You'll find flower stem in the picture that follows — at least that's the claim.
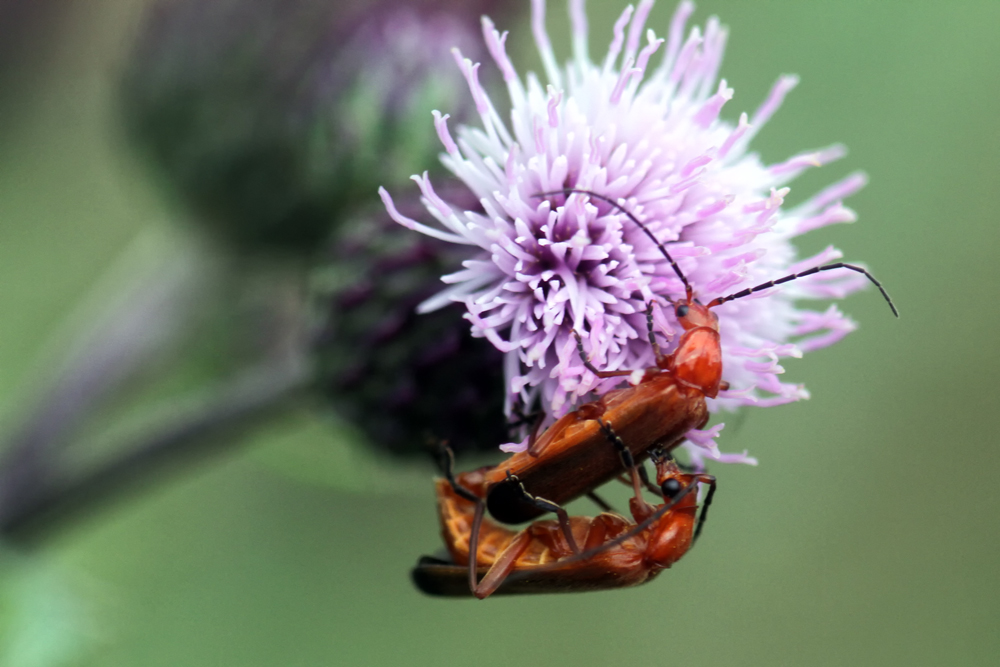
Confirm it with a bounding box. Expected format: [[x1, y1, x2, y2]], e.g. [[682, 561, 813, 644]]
[[0, 358, 310, 546]]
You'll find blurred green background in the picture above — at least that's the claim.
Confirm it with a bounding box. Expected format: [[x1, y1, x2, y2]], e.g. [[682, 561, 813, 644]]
[[0, 0, 997, 665]]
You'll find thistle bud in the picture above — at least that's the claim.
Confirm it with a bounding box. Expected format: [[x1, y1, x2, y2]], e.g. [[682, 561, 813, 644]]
[[122, 0, 509, 254], [313, 185, 509, 457]]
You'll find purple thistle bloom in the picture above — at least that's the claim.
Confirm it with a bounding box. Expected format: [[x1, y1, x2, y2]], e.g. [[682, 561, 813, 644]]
[[380, 0, 873, 466]]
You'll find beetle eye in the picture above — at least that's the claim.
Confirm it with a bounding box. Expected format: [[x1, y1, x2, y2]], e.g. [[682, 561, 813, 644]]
[[661, 478, 682, 499], [675, 304, 689, 319]]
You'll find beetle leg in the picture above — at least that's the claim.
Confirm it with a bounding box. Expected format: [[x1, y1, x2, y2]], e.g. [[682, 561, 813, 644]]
[[435, 442, 482, 505], [600, 419, 661, 496], [596, 419, 662, 522], [466, 501, 487, 594], [434, 441, 492, 594], [692, 474, 717, 543], [527, 410, 581, 457], [644, 301, 666, 364], [473, 529, 533, 599], [625, 464, 660, 523], [503, 471, 580, 555], [636, 462, 664, 497], [596, 418, 641, 472], [572, 330, 636, 379]]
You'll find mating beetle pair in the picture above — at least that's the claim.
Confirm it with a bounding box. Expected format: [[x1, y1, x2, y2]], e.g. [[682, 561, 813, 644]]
[[412, 190, 897, 598], [414, 445, 716, 598]]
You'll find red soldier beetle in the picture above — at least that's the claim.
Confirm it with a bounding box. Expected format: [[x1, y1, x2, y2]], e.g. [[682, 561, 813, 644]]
[[482, 360, 708, 523], [475, 189, 897, 525], [412, 446, 716, 598]]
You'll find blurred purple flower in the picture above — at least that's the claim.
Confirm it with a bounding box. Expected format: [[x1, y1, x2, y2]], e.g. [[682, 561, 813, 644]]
[[381, 0, 872, 464], [123, 0, 515, 253]]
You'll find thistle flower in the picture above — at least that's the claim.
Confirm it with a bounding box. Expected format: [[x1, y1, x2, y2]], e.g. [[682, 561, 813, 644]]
[[381, 0, 875, 465]]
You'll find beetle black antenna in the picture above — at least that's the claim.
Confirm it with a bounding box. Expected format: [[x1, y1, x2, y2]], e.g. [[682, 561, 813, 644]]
[[534, 189, 693, 299], [707, 262, 898, 317]]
